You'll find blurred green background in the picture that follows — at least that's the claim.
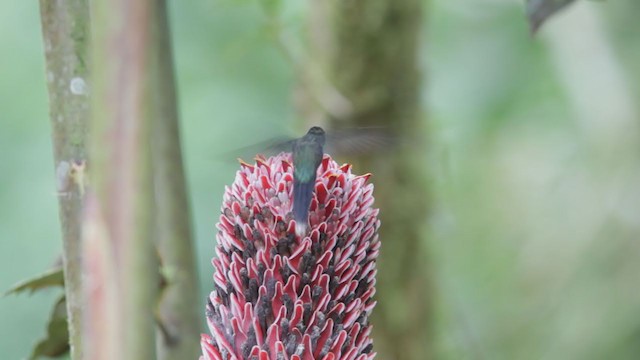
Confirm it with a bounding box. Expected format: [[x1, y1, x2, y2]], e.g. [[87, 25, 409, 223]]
[[2, 0, 639, 359]]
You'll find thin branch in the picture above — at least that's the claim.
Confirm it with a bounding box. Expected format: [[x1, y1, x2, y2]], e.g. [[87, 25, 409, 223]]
[[38, 1, 90, 358], [151, 1, 201, 359], [259, 9, 354, 122]]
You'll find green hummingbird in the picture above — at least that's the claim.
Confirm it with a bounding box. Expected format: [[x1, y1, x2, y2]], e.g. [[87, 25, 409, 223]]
[[292, 126, 326, 236], [231, 125, 395, 236]]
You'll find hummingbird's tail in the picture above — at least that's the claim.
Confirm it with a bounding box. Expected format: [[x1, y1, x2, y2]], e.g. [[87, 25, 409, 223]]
[[293, 178, 315, 237], [295, 222, 307, 237]]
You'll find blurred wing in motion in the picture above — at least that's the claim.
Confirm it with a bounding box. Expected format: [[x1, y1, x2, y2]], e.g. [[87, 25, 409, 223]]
[[223, 126, 398, 162], [325, 127, 398, 156], [222, 136, 297, 161]]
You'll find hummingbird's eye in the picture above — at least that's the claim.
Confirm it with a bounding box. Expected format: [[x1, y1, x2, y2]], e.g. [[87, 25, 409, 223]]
[[309, 126, 325, 135]]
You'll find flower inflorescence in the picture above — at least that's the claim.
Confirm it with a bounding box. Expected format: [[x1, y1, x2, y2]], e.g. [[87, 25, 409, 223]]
[[201, 154, 380, 360]]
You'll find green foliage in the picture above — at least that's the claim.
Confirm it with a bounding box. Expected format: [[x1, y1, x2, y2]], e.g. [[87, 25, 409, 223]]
[[4, 267, 68, 359], [4, 268, 64, 297], [527, 0, 578, 32], [28, 296, 69, 359]]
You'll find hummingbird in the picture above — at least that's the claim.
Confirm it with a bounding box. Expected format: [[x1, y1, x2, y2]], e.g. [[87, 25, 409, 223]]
[[292, 126, 326, 236], [230, 125, 396, 236]]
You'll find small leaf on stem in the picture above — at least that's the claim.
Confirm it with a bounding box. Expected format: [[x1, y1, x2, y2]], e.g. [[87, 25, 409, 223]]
[[29, 295, 70, 359], [4, 267, 64, 297], [526, 0, 578, 33]]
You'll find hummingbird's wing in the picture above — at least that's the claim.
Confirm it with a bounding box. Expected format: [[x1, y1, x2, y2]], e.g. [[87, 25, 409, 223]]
[[223, 136, 297, 161], [325, 127, 398, 156], [223, 126, 396, 162], [252, 137, 297, 156]]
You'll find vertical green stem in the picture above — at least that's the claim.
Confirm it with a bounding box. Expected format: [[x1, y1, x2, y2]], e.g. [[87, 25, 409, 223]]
[[151, 1, 201, 359], [88, 0, 158, 358], [38, 1, 90, 358]]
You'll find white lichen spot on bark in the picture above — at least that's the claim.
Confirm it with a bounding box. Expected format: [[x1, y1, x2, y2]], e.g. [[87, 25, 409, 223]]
[[56, 161, 72, 193], [70, 77, 87, 95]]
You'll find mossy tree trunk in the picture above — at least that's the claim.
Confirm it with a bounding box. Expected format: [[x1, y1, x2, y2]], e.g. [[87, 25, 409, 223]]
[[300, 1, 433, 359]]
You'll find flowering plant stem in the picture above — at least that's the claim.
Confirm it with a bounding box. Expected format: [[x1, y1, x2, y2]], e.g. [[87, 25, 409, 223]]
[[42, 1, 201, 358], [86, 1, 159, 358]]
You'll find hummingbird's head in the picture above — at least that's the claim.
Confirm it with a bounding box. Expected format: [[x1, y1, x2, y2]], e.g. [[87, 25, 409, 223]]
[[306, 126, 326, 145], [307, 126, 325, 136]]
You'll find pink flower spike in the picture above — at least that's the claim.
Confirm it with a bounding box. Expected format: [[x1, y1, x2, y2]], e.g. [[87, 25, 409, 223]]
[[201, 153, 380, 359]]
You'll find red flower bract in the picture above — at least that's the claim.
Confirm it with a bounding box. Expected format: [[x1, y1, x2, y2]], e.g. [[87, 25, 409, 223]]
[[201, 153, 380, 360]]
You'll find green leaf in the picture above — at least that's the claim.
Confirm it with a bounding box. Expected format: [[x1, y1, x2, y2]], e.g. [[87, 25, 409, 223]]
[[4, 267, 64, 296], [29, 295, 70, 359], [526, 0, 578, 33]]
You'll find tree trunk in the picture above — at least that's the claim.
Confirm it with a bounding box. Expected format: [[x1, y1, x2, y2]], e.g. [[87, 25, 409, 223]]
[[300, 1, 433, 359]]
